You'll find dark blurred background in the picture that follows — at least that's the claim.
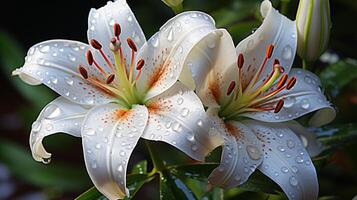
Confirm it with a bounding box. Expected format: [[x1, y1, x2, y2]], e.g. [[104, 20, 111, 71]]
[[0, 0, 356, 199]]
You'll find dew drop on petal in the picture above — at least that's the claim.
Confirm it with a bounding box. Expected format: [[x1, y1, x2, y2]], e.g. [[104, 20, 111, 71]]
[[95, 143, 102, 149], [277, 146, 285, 152], [45, 124, 53, 131], [295, 156, 304, 163], [287, 140, 295, 149], [180, 108, 189, 117], [301, 99, 310, 109], [289, 176, 298, 186], [167, 28, 174, 42], [85, 129, 96, 136], [40, 45, 50, 53], [43, 104, 61, 119], [282, 45, 293, 60], [120, 151, 126, 156], [281, 167, 289, 173], [246, 145, 261, 160], [283, 97, 295, 108], [117, 165, 123, 172], [31, 121, 42, 132], [177, 98, 184, 105], [196, 120, 203, 127]]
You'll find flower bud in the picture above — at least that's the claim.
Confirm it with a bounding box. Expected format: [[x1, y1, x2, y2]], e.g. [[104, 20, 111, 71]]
[[161, 0, 183, 8], [296, 0, 331, 62]]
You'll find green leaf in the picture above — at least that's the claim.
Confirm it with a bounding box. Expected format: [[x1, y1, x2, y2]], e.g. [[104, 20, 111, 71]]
[[319, 59, 357, 97], [160, 170, 197, 200], [0, 32, 55, 110], [316, 123, 357, 148], [131, 160, 148, 174], [228, 21, 261, 42], [0, 140, 91, 191], [169, 163, 281, 194], [76, 174, 155, 200]]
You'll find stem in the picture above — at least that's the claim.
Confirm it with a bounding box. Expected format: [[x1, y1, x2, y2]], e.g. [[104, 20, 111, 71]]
[[145, 141, 165, 172], [171, 3, 183, 14], [280, 0, 290, 15]]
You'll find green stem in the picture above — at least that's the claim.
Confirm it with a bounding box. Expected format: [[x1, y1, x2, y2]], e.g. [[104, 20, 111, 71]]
[[145, 141, 165, 172], [280, 0, 290, 15], [171, 3, 183, 14]]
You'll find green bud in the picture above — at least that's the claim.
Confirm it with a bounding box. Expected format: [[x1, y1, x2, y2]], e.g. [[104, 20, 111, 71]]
[[296, 0, 332, 62], [162, 0, 183, 8]]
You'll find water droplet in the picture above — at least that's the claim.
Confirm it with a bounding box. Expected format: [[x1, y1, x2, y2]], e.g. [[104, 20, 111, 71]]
[[37, 58, 45, 65], [177, 97, 184, 105], [246, 145, 261, 160], [177, 46, 183, 54], [277, 146, 285, 152], [45, 124, 53, 131], [186, 134, 195, 142], [95, 144, 102, 149], [40, 45, 50, 53], [276, 132, 284, 138], [109, 18, 115, 26], [90, 25, 95, 31], [91, 162, 97, 169], [246, 40, 254, 51], [68, 54, 76, 62], [120, 151, 126, 156], [29, 47, 35, 55], [281, 167, 289, 173], [305, 160, 311, 165], [191, 13, 198, 18], [301, 99, 310, 109], [72, 46, 80, 51], [93, 12, 99, 18], [283, 97, 295, 108], [208, 39, 216, 48], [50, 76, 58, 84], [117, 165, 124, 172], [196, 120, 203, 127], [127, 16, 133, 22], [52, 52, 58, 57], [85, 129, 96, 136], [167, 28, 174, 42], [151, 37, 159, 47], [291, 166, 298, 173], [32, 121, 42, 132], [274, 172, 279, 177], [43, 104, 61, 119], [289, 176, 298, 186], [180, 108, 189, 117], [295, 156, 304, 163], [172, 122, 181, 132], [191, 144, 198, 151], [287, 140, 295, 149], [65, 77, 74, 85], [291, 33, 297, 39], [282, 45, 293, 60]]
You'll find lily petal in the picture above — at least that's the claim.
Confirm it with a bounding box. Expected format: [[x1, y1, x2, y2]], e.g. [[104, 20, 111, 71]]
[[235, 0, 297, 86], [242, 69, 336, 127], [285, 121, 322, 157], [183, 29, 238, 107], [142, 82, 219, 161], [135, 11, 217, 100], [87, 0, 146, 68], [29, 97, 90, 164], [12, 40, 115, 105], [208, 115, 262, 188], [244, 120, 318, 200], [82, 103, 148, 199]]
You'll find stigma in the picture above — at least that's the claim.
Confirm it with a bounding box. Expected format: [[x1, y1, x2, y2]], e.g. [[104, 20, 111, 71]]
[[219, 44, 297, 119], [77, 23, 145, 107]]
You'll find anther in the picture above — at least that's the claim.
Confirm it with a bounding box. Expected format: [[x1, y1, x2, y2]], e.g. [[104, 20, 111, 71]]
[[78, 65, 88, 79], [286, 77, 297, 90], [114, 23, 121, 38], [106, 74, 115, 84], [273, 59, 280, 66], [274, 99, 284, 113], [237, 53, 244, 69], [127, 38, 137, 52], [276, 74, 288, 89], [265, 44, 274, 59], [90, 39, 102, 50], [86, 50, 94, 65], [227, 81, 236, 96], [136, 59, 145, 70]]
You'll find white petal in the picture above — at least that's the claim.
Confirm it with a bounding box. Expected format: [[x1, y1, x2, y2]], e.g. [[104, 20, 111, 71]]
[[87, 0, 146, 68], [135, 11, 217, 100], [183, 29, 238, 107], [285, 121, 322, 157], [236, 0, 297, 86], [208, 116, 262, 188], [29, 97, 90, 164], [242, 69, 336, 127], [13, 40, 115, 106], [82, 104, 148, 199], [142, 82, 219, 161], [244, 120, 318, 200]]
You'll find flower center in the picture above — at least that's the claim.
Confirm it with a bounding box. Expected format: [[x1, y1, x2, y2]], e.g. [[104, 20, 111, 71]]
[[219, 44, 297, 120], [77, 23, 145, 108]]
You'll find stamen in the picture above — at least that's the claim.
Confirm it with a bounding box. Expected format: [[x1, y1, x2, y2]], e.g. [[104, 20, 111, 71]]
[[78, 65, 88, 79], [110, 37, 121, 52], [135, 59, 145, 81], [274, 99, 284, 113], [237, 53, 244, 69], [86, 50, 94, 65], [286, 77, 296, 90], [273, 59, 280, 66], [106, 74, 115, 84], [276, 74, 288, 89], [90, 39, 102, 50], [114, 23, 121, 38], [227, 81, 236, 96], [127, 38, 137, 52], [265, 44, 274, 59]]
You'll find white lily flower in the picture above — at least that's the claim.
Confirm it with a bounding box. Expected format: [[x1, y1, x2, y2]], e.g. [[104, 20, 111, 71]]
[[180, 0, 336, 199], [12, 0, 222, 199]]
